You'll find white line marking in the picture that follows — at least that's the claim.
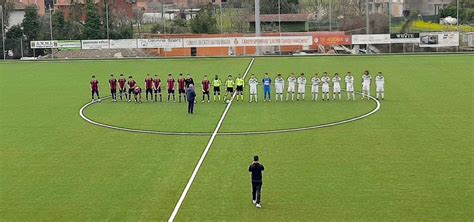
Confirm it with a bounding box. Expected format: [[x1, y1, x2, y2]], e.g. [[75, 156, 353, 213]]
[[167, 57, 255, 222]]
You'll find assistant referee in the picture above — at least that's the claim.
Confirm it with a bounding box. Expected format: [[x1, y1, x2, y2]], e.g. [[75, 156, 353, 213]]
[[248, 155, 265, 208]]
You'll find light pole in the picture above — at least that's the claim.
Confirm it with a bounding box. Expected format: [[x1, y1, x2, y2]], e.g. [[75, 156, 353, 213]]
[[329, 0, 332, 31], [365, 0, 369, 54], [1, 5, 5, 61], [388, 0, 391, 53], [219, 1, 223, 34], [255, 0, 261, 55], [278, 0, 281, 55], [49, 5, 54, 59], [105, 0, 110, 39]]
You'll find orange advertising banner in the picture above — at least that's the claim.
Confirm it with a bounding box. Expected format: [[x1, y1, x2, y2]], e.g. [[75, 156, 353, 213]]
[[313, 35, 352, 46]]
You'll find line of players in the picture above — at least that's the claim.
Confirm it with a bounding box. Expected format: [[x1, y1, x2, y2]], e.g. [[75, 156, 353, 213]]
[[89, 71, 385, 103]]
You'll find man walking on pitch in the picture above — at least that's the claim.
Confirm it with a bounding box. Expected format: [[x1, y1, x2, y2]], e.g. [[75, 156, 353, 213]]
[[249, 155, 264, 208], [186, 84, 197, 114], [90, 75, 100, 102]]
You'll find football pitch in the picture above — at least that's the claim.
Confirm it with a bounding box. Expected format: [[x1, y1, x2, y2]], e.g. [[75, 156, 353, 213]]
[[1, 54, 472, 221]]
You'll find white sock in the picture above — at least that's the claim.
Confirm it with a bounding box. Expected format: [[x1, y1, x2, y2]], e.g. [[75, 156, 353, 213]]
[[302, 94, 305, 100], [381, 93, 384, 99], [315, 93, 318, 101]]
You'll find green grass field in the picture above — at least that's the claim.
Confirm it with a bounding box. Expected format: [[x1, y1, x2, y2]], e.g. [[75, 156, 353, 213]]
[[1, 55, 473, 221]]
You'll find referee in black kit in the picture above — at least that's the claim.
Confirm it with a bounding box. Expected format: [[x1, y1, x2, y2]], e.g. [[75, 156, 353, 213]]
[[248, 155, 265, 208]]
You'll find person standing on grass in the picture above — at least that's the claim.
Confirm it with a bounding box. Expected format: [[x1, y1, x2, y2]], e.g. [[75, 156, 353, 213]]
[[109, 74, 117, 102], [90, 75, 100, 102], [202, 75, 211, 103], [127, 76, 137, 102], [186, 84, 197, 114], [145, 74, 154, 102], [249, 155, 265, 208], [262, 73, 272, 102], [153, 74, 163, 102], [118, 74, 127, 101]]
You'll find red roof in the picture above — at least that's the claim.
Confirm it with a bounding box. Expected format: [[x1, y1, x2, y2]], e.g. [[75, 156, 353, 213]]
[[247, 14, 313, 22]]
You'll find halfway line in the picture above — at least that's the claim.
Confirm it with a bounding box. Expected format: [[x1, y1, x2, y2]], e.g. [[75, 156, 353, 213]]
[[167, 57, 256, 222]]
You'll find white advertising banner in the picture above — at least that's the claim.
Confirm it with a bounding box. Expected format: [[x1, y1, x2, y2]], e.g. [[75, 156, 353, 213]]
[[109, 39, 137, 49], [352, 34, 391, 44], [137, 39, 183, 48], [183, 38, 235, 47], [238, 36, 313, 46], [81, 40, 110, 49], [182, 36, 313, 48], [58, 40, 81, 49], [419, 32, 459, 47], [30, 41, 59, 49]]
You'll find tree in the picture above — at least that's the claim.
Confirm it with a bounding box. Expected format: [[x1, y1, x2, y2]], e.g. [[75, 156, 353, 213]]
[[1, 0, 14, 27], [440, 0, 474, 25], [83, 0, 104, 39], [260, 0, 299, 14], [22, 6, 41, 41], [190, 5, 219, 34], [133, 7, 145, 36], [52, 10, 67, 40], [6, 25, 23, 39]]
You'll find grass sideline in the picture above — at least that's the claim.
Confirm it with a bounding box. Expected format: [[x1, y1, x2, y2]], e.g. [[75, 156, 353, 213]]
[[1, 54, 473, 221]]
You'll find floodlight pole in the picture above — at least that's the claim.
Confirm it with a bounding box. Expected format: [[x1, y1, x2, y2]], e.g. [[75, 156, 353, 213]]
[[365, 0, 369, 54], [106, 0, 110, 40], [49, 6, 54, 59], [1, 5, 5, 61], [219, 1, 223, 34], [255, 0, 261, 55], [388, 0, 391, 53], [278, 0, 281, 55], [456, 0, 459, 52], [329, 0, 332, 31]]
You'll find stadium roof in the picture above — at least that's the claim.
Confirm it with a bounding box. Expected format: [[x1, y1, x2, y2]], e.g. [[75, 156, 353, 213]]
[[246, 14, 313, 22]]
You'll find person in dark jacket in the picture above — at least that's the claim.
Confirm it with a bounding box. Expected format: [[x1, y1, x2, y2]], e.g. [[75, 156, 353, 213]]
[[186, 84, 197, 114], [249, 155, 265, 208]]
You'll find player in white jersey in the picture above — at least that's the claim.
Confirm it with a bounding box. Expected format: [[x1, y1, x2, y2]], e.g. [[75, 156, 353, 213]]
[[286, 73, 297, 101], [274, 74, 285, 102], [361, 70, 372, 100], [321, 72, 331, 101], [345, 72, 355, 100], [332, 73, 342, 100], [375, 72, 385, 100], [297, 73, 307, 101], [311, 73, 320, 101], [248, 74, 259, 102]]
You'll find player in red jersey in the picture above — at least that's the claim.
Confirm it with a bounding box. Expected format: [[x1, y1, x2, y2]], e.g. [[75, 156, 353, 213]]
[[201, 75, 211, 103], [127, 76, 136, 102], [167, 74, 176, 102], [178, 73, 186, 103], [90, 75, 100, 102], [144, 74, 154, 102], [109, 74, 118, 102], [118, 74, 127, 101], [133, 86, 142, 103], [153, 74, 162, 102]]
